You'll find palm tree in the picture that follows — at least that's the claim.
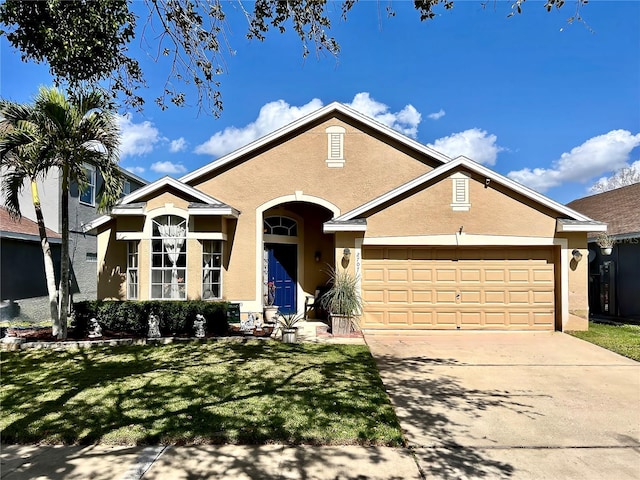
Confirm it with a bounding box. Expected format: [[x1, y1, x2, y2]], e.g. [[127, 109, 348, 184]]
[[1, 101, 59, 325], [0, 87, 121, 339]]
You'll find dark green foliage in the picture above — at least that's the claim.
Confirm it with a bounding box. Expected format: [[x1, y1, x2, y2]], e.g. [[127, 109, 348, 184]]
[[0, 0, 143, 108], [72, 300, 229, 337]]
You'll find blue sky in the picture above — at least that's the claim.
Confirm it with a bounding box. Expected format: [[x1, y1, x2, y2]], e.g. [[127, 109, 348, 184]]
[[1, 1, 639, 204]]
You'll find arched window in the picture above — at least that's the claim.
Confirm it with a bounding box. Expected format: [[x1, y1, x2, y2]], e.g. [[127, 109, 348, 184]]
[[151, 215, 187, 299], [264, 216, 297, 236]]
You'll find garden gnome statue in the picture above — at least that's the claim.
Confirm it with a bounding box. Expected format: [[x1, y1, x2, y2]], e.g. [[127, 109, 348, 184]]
[[194, 314, 206, 338], [88, 317, 102, 338], [148, 314, 161, 338]]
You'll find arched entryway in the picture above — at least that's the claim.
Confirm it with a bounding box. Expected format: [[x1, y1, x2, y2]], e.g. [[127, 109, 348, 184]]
[[258, 198, 337, 317]]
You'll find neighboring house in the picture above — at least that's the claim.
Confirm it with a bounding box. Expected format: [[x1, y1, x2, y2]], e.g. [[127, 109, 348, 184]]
[[0, 166, 147, 320], [0, 206, 62, 318], [566, 183, 640, 320], [85, 103, 604, 331]]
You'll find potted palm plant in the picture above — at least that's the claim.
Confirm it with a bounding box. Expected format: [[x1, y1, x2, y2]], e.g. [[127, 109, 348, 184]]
[[320, 267, 363, 336], [596, 231, 615, 256], [278, 311, 302, 343]]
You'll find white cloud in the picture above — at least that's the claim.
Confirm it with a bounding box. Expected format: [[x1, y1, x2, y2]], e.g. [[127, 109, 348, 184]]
[[194, 92, 424, 157], [427, 128, 503, 165], [508, 130, 640, 193], [194, 98, 323, 157], [123, 166, 146, 175], [427, 109, 446, 120], [169, 137, 188, 153], [117, 114, 163, 158], [347, 92, 421, 138], [150, 161, 187, 175]]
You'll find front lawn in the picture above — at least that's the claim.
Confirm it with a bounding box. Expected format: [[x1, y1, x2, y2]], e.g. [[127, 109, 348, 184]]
[[569, 321, 640, 361], [0, 341, 403, 446]]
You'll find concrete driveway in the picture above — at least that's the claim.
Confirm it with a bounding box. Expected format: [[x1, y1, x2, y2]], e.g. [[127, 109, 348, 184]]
[[366, 332, 640, 480]]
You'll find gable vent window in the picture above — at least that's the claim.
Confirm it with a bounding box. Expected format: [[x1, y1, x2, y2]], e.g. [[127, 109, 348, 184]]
[[325, 126, 346, 168], [450, 172, 471, 211]]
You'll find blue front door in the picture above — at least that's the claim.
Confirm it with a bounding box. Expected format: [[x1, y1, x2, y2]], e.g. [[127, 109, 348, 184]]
[[267, 244, 297, 314]]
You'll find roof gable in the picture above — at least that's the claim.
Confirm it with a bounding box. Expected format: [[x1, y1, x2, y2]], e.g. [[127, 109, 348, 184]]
[[325, 156, 600, 231], [180, 102, 452, 184], [118, 176, 224, 206], [82, 176, 239, 233]]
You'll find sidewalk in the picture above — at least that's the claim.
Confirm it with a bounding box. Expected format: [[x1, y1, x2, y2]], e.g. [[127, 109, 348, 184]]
[[0, 444, 422, 480]]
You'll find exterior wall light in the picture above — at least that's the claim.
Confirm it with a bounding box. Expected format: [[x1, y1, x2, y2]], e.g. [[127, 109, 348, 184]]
[[572, 249, 583, 263], [314, 251, 321, 263]]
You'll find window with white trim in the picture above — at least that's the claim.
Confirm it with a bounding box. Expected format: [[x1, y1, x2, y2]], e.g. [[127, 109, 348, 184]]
[[325, 126, 346, 168], [151, 215, 187, 300], [264, 216, 297, 236], [127, 241, 139, 300], [450, 172, 471, 211], [202, 240, 222, 299], [121, 179, 131, 198], [79, 164, 96, 206]]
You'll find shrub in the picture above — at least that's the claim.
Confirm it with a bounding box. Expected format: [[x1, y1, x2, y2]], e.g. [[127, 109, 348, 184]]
[[72, 300, 230, 337]]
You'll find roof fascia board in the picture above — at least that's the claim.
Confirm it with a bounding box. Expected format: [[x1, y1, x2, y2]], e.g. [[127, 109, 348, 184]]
[[337, 156, 595, 222], [0, 231, 62, 243], [180, 102, 451, 184], [187, 206, 240, 217], [556, 221, 607, 233], [111, 206, 145, 215], [323, 223, 368, 233], [118, 176, 222, 206], [82, 215, 112, 233]]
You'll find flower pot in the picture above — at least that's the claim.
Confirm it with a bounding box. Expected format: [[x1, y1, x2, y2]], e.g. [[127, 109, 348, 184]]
[[601, 247, 613, 256], [282, 327, 297, 343], [330, 314, 353, 336], [264, 305, 279, 323]]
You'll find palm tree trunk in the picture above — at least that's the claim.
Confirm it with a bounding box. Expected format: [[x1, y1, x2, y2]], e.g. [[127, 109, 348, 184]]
[[31, 180, 60, 329], [58, 164, 70, 340]]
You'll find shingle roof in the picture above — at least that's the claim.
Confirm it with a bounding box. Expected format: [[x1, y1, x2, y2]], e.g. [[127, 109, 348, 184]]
[[0, 207, 61, 240], [566, 183, 640, 237]]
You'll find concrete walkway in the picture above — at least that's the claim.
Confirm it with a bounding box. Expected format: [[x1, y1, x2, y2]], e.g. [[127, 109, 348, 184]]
[[0, 444, 421, 479], [366, 331, 640, 480]]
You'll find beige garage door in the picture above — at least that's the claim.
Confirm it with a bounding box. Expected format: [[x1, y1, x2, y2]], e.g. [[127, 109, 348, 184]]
[[361, 247, 556, 330]]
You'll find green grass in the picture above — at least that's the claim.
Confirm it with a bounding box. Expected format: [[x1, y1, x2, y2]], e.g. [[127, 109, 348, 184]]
[[569, 322, 640, 361], [0, 341, 403, 446]]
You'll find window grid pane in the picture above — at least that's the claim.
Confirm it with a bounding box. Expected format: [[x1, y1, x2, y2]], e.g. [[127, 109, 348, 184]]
[[150, 215, 187, 300], [127, 241, 139, 299], [79, 166, 96, 205], [202, 240, 222, 299]]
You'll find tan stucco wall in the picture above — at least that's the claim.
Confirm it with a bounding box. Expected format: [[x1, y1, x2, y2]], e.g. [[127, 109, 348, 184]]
[[559, 231, 589, 330], [97, 225, 126, 299], [189, 116, 436, 303], [145, 191, 190, 211], [366, 170, 558, 238]]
